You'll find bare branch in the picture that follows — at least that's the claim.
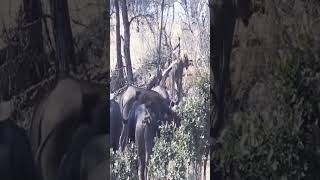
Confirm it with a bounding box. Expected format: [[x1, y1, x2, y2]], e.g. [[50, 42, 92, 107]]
[[129, 14, 153, 25]]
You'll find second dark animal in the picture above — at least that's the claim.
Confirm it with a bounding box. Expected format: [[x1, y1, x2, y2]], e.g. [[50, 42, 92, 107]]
[[29, 76, 106, 180], [118, 86, 178, 152], [56, 125, 108, 180], [110, 99, 122, 151], [0, 101, 42, 180]]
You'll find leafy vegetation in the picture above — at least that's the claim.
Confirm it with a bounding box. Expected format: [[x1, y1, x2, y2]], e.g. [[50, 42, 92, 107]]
[[111, 143, 139, 180], [212, 0, 320, 179]]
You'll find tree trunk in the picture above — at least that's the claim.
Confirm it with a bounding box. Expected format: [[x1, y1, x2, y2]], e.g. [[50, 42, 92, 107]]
[[157, 0, 165, 83], [23, 0, 44, 85], [178, 37, 180, 59], [115, 0, 124, 84], [23, 0, 43, 54], [210, 0, 236, 139], [121, 0, 134, 85], [49, 0, 76, 74]]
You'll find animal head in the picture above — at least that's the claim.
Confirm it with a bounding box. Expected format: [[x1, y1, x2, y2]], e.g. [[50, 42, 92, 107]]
[[135, 90, 179, 127], [135, 90, 169, 112]]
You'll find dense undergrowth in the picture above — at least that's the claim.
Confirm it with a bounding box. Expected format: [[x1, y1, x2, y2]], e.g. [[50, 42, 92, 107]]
[[212, 1, 320, 179]]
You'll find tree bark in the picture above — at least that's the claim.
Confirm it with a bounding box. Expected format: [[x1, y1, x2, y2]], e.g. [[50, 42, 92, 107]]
[[23, 0, 44, 85], [121, 0, 134, 85], [115, 0, 124, 84], [49, 0, 76, 74], [23, 0, 43, 54], [157, 0, 165, 83], [210, 0, 236, 139]]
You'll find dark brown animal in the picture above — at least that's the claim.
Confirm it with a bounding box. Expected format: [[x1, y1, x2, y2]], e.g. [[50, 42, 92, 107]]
[[115, 85, 182, 179], [56, 125, 107, 180], [29, 77, 106, 180], [119, 100, 139, 152], [0, 101, 42, 180], [118, 86, 175, 151], [80, 134, 108, 180], [134, 89, 181, 180], [110, 99, 122, 151], [134, 103, 156, 180], [152, 85, 170, 106]]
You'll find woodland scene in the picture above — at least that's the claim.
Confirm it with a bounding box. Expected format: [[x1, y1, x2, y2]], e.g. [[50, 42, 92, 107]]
[[0, 0, 319, 180], [210, 0, 320, 179], [109, 0, 210, 179], [0, 0, 108, 180]]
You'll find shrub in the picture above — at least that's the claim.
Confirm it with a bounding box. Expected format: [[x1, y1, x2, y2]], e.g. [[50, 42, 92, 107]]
[[148, 73, 210, 179], [110, 143, 139, 180], [214, 110, 306, 180], [212, 1, 320, 179]]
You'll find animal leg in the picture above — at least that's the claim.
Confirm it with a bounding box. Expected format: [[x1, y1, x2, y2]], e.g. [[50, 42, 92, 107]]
[[177, 76, 183, 104], [145, 151, 148, 180], [119, 124, 128, 152], [138, 151, 146, 180], [145, 126, 156, 180], [203, 159, 206, 180], [171, 75, 175, 103], [136, 126, 146, 180]]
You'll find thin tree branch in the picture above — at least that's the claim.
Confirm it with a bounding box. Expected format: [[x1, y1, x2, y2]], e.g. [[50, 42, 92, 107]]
[[129, 14, 153, 25]]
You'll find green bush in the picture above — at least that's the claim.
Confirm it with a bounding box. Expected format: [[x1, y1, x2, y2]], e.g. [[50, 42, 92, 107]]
[[214, 110, 306, 180], [148, 73, 210, 179], [213, 1, 320, 179], [148, 123, 190, 180], [110, 143, 139, 180]]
